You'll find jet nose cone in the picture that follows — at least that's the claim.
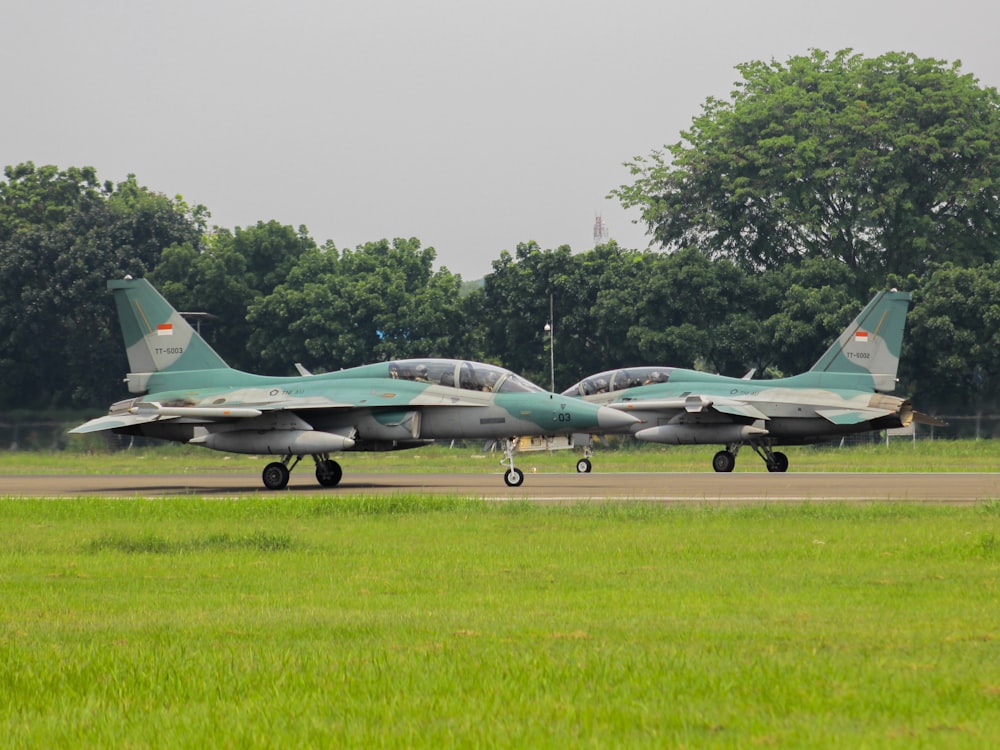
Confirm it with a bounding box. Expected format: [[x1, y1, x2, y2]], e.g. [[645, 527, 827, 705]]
[[597, 405, 641, 431]]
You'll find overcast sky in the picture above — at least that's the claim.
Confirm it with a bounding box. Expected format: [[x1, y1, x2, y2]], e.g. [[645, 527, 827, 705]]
[[5, 1, 999, 279]]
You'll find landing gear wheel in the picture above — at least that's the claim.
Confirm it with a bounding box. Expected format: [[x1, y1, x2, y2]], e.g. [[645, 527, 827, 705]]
[[262, 461, 290, 490], [504, 468, 525, 487], [576, 458, 592, 474], [499, 438, 525, 487], [316, 459, 343, 487], [712, 450, 736, 473], [768, 452, 789, 473]]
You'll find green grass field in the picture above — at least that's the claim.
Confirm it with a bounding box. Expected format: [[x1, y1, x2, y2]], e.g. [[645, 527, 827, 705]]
[[2, 491, 1000, 747]]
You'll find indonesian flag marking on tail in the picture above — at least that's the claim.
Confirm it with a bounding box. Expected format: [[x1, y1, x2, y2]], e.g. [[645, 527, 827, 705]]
[[157, 323, 173, 336], [854, 330, 869, 343]]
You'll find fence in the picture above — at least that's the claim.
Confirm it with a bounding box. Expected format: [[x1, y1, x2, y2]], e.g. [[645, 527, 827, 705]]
[[1, 420, 71, 451]]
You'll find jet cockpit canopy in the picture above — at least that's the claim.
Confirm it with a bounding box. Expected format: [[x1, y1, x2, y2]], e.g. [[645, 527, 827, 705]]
[[387, 359, 546, 394], [561, 366, 673, 397]]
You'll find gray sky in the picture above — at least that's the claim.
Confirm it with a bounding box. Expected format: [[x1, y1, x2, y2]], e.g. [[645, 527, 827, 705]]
[[5, 1, 1000, 279]]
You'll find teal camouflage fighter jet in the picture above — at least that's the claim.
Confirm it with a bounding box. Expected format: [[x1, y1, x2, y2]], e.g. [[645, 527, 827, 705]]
[[70, 278, 638, 489], [561, 290, 943, 473]]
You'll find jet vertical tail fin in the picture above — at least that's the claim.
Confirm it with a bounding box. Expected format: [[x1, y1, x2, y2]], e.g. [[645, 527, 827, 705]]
[[108, 277, 232, 393], [807, 290, 912, 392]]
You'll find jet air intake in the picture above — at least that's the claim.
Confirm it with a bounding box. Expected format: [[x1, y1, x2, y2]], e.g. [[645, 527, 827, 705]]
[[634, 423, 769, 445], [193, 430, 355, 455]]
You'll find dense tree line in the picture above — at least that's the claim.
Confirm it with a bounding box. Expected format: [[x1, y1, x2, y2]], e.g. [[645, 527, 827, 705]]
[[613, 50, 1000, 281], [3, 49, 1000, 424], [0, 164, 205, 410]]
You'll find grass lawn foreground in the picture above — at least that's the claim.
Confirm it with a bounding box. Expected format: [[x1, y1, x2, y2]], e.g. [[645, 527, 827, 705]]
[[1, 491, 999, 747]]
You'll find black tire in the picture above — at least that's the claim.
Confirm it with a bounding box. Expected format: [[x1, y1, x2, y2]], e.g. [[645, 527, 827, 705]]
[[576, 458, 592, 474], [316, 459, 343, 487], [262, 462, 290, 490], [504, 468, 525, 487], [712, 450, 736, 473], [770, 452, 789, 473]]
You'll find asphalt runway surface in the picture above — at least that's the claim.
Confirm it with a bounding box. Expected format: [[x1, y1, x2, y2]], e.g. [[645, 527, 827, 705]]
[[5, 471, 1000, 502]]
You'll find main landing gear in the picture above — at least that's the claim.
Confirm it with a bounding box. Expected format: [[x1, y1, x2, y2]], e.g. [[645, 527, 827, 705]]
[[500, 438, 524, 487], [261, 453, 344, 490], [712, 442, 789, 473]]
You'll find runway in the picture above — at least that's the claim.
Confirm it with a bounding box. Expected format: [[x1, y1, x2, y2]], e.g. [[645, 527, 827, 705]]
[[4, 471, 1000, 502]]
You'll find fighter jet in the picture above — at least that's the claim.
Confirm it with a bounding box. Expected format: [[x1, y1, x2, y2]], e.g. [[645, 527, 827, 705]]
[[70, 278, 637, 489], [561, 290, 943, 473]]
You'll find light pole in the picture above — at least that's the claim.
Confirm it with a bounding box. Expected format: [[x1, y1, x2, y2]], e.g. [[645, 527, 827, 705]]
[[179, 311, 218, 336], [543, 293, 554, 393]]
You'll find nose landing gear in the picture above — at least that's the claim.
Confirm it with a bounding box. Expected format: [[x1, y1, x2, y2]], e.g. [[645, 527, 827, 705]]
[[500, 438, 525, 487]]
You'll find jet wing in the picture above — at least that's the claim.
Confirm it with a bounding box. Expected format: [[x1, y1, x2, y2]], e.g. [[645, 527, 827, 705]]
[[70, 403, 266, 434], [69, 412, 181, 434], [620, 397, 905, 427], [72, 389, 492, 436]]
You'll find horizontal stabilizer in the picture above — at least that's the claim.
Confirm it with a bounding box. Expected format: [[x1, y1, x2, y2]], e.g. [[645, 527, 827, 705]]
[[913, 411, 948, 427], [816, 407, 894, 425]]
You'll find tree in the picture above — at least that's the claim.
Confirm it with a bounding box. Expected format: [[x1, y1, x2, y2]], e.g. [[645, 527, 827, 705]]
[[757, 259, 864, 376], [613, 50, 1000, 284], [901, 262, 1000, 416], [481, 242, 579, 386], [559, 242, 653, 380], [246, 238, 469, 373], [151, 221, 316, 371], [0, 164, 204, 410], [0, 163, 102, 238], [478, 243, 632, 385], [480, 242, 759, 388], [620, 248, 759, 375]]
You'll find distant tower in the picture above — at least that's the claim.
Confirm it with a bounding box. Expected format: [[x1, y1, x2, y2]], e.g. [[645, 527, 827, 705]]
[[593, 213, 609, 245]]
